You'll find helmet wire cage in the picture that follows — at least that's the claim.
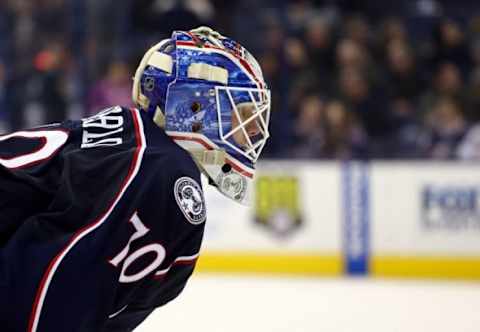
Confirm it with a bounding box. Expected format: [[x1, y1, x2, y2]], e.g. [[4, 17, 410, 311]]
[[215, 86, 271, 163]]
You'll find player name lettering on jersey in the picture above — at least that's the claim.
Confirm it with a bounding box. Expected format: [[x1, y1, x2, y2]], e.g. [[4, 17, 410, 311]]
[[81, 106, 125, 148]]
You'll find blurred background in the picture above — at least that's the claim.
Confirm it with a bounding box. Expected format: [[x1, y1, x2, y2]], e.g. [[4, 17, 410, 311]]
[[2, 0, 480, 331], [2, 0, 480, 161]]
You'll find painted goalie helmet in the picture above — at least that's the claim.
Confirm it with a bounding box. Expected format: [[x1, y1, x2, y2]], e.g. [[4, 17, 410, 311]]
[[132, 27, 271, 205]]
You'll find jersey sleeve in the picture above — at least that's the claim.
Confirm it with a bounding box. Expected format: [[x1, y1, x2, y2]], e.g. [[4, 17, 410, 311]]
[[0, 108, 207, 332], [0, 107, 148, 331]]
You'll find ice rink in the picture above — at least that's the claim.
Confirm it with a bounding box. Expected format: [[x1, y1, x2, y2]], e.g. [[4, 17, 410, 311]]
[[136, 274, 480, 332]]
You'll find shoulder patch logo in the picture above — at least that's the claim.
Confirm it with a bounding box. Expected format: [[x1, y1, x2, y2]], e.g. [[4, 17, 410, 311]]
[[174, 177, 207, 225]]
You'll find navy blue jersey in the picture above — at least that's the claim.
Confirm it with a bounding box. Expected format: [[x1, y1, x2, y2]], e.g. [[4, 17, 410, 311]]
[[0, 106, 207, 332]]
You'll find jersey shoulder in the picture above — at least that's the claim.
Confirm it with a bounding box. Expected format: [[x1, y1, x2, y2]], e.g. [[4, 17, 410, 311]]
[[138, 110, 201, 180], [135, 111, 206, 226]]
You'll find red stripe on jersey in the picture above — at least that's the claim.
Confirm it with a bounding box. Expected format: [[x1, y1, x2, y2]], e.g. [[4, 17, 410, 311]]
[[152, 254, 199, 280]]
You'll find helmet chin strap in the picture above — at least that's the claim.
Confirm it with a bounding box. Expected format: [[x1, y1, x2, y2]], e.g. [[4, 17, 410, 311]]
[[153, 106, 166, 128], [189, 149, 226, 187], [190, 149, 226, 166], [188, 149, 229, 192]]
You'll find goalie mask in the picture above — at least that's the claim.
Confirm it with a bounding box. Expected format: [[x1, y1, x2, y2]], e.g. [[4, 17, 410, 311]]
[[132, 27, 271, 205]]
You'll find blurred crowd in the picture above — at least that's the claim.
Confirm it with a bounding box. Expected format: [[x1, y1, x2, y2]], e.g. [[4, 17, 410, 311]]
[[1, 0, 480, 160]]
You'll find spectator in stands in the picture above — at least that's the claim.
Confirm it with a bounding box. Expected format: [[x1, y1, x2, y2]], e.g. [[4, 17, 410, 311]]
[[387, 98, 429, 158], [432, 19, 471, 76], [289, 94, 325, 159], [284, 37, 320, 114], [303, 15, 335, 91], [335, 37, 381, 88], [419, 62, 465, 118], [130, 0, 213, 39], [337, 67, 390, 153], [88, 60, 133, 116], [384, 39, 425, 100], [457, 123, 480, 160], [424, 97, 468, 159], [335, 38, 368, 71], [284, 0, 316, 32], [21, 40, 69, 127], [379, 17, 408, 46], [343, 15, 371, 48], [322, 99, 368, 159]]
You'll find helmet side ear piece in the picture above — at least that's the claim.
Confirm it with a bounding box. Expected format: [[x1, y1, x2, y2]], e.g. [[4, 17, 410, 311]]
[[132, 39, 174, 126], [132, 27, 271, 205]]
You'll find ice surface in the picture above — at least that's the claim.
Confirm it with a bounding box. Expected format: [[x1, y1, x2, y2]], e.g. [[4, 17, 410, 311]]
[[136, 274, 480, 332]]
